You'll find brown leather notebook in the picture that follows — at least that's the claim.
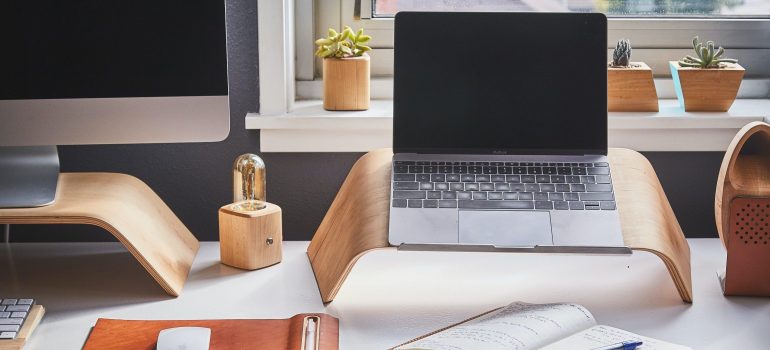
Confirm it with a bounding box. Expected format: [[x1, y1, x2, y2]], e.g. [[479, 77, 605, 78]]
[[82, 313, 338, 350]]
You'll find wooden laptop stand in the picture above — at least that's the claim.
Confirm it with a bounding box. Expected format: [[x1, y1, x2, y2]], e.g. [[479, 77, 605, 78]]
[[308, 148, 693, 303], [0, 173, 198, 297]]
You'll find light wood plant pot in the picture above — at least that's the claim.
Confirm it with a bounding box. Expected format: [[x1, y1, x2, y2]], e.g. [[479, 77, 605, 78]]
[[322, 55, 370, 111], [670, 61, 744, 112], [607, 62, 658, 112]]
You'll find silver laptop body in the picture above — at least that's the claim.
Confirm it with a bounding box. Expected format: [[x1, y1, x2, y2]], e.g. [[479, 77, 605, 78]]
[[388, 12, 627, 253]]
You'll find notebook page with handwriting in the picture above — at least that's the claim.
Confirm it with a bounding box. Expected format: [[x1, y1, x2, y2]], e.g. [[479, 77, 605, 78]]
[[540, 325, 691, 350]]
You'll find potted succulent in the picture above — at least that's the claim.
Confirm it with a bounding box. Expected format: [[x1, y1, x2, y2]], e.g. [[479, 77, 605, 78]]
[[607, 39, 658, 112], [670, 36, 744, 112], [315, 26, 372, 111]]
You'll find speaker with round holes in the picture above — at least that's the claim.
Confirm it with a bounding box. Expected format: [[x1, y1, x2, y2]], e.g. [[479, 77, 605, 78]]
[[716, 122, 770, 296]]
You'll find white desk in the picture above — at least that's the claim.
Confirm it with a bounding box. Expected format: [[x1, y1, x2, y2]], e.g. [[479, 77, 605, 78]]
[[1, 239, 769, 349]]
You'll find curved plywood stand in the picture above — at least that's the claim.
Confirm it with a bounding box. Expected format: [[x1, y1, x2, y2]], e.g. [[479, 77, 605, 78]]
[[308, 148, 692, 303], [0, 173, 199, 296], [715, 121, 770, 296]]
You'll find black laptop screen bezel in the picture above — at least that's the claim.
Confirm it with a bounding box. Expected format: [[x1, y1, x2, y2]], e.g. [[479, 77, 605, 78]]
[[392, 12, 608, 156]]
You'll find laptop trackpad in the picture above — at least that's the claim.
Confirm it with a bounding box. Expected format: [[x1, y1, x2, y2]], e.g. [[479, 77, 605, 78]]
[[458, 210, 553, 247]]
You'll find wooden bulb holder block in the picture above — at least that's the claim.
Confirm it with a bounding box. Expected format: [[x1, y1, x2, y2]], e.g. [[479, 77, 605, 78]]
[[716, 121, 770, 296], [219, 202, 282, 270], [307, 148, 693, 304]]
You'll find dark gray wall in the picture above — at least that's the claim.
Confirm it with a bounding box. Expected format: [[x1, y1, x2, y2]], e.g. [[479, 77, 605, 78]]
[[10, 0, 725, 242]]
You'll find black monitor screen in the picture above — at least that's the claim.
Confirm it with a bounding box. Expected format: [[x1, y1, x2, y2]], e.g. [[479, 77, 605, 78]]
[[393, 12, 607, 155], [0, 0, 227, 100]]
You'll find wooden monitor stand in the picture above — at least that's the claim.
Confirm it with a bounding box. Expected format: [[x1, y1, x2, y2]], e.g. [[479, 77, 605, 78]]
[[0, 173, 198, 296], [308, 148, 693, 303]]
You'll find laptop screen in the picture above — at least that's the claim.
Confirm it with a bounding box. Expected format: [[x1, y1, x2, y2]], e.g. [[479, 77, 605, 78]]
[[393, 12, 607, 155]]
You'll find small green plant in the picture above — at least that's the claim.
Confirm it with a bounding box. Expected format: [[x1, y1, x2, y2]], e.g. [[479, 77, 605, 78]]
[[678, 36, 738, 68], [611, 39, 631, 67], [315, 26, 371, 59]]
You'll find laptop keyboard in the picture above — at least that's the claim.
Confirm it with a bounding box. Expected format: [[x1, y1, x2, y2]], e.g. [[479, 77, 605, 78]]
[[391, 161, 616, 210]]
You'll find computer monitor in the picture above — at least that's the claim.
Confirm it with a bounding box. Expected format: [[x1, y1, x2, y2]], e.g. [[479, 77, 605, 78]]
[[0, 0, 230, 207]]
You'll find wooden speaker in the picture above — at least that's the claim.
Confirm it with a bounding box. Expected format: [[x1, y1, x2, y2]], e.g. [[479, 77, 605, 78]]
[[716, 121, 770, 296], [219, 202, 282, 270]]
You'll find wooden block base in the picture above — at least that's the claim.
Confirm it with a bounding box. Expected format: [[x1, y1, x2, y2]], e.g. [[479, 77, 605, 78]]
[[308, 149, 693, 303], [0, 305, 45, 350], [219, 202, 282, 270], [0, 173, 199, 297]]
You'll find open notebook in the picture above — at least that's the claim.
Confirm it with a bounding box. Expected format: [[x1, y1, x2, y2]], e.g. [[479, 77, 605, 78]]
[[392, 302, 690, 350]]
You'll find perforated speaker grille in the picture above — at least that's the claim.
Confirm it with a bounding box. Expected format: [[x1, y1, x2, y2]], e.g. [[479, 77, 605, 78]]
[[731, 198, 770, 246]]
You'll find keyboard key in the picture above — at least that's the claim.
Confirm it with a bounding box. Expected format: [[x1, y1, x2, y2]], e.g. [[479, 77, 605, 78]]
[[419, 182, 434, 190], [495, 183, 511, 191], [423, 199, 438, 208], [525, 184, 540, 192], [509, 184, 525, 192], [442, 191, 457, 199], [551, 175, 565, 183], [393, 191, 426, 199], [394, 174, 414, 181], [457, 191, 472, 199], [594, 162, 609, 167], [572, 167, 587, 175], [450, 183, 464, 191], [549, 192, 564, 201], [482, 166, 497, 174], [476, 175, 491, 182], [0, 325, 20, 332], [488, 192, 503, 200], [581, 176, 596, 184], [0, 307, 4, 312], [557, 167, 572, 175], [424, 166, 438, 174], [465, 183, 479, 191], [521, 175, 535, 183], [506, 175, 521, 183], [570, 184, 586, 192], [540, 184, 555, 192], [9, 313, 25, 319], [407, 199, 422, 208], [461, 174, 475, 182], [534, 192, 549, 201], [503, 192, 517, 200], [459, 200, 535, 209], [499, 167, 512, 174], [431, 174, 446, 182], [566, 176, 581, 183], [569, 201, 584, 210], [469, 166, 482, 174], [564, 193, 580, 201], [0, 332, 17, 340], [518, 192, 534, 200], [473, 192, 487, 200], [527, 167, 542, 174], [480, 183, 495, 191], [586, 184, 613, 192], [601, 201, 617, 210], [543, 167, 557, 175], [555, 184, 571, 192], [585, 201, 601, 210], [535, 201, 553, 210], [453, 166, 468, 174], [427, 191, 442, 199], [394, 165, 409, 173], [392, 199, 407, 208], [435, 182, 449, 190], [2, 306, 26, 313], [554, 201, 569, 210], [588, 167, 610, 175], [408, 166, 423, 173], [536, 175, 550, 183], [0, 312, 8, 318], [0, 319, 22, 325], [439, 165, 453, 173], [595, 175, 611, 184], [580, 192, 614, 201], [394, 182, 419, 190], [491, 175, 506, 182], [446, 174, 461, 182], [414, 174, 429, 182], [439, 200, 458, 208], [512, 167, 527, 174], [1, 300, 16, 306]]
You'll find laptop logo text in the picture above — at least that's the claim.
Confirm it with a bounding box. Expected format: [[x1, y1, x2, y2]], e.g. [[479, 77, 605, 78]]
[[492, 150, 508, 155]]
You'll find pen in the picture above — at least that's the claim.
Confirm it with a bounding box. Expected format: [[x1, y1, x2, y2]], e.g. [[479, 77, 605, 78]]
[[304, 318, 317, 350], [591, 340, 643, 350]]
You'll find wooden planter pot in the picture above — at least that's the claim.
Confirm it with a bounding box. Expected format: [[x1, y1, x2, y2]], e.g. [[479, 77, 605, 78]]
[[669, 61, 744, 112], [607, 62, 658, 112], [322, 55, 370, 111]]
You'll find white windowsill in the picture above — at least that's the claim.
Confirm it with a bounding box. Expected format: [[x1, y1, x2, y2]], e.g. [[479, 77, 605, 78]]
[[246, 99, 770, 152]]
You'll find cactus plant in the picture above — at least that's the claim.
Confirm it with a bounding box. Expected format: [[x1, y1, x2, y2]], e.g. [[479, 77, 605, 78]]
[[611, 39, 632, 67], [315, 26, 371, 59], [678, 36, 738, 68]]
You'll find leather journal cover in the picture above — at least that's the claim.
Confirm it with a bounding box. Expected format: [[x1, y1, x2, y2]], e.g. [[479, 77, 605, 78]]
[[82, 313, 338, 350]]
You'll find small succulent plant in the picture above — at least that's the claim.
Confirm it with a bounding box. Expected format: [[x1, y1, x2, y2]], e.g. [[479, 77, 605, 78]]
[[611, 39, 632, 67], [315, 26, 371, 59], [678, 36, 738, 68]]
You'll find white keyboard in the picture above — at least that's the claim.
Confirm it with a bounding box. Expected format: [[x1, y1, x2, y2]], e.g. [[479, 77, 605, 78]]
[[0, 298, 34, 340]]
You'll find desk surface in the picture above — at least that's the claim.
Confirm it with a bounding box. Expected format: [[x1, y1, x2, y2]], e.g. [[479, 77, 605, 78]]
[[1, 239, 769, 349]]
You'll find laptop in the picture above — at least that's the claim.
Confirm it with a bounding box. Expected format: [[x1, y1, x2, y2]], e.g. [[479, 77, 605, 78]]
[[389, 12, 628, 253]]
